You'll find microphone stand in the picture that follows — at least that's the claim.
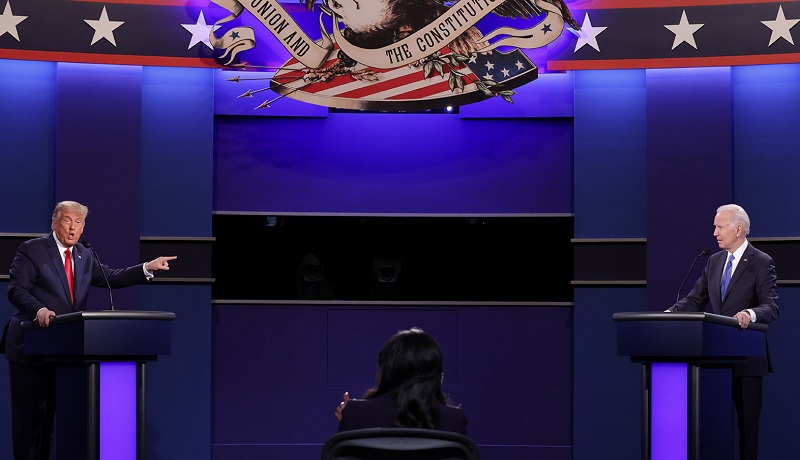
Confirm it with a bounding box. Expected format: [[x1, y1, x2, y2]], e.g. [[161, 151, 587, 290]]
[[81, 241, 115, 311], [676, 249, 710, 303]]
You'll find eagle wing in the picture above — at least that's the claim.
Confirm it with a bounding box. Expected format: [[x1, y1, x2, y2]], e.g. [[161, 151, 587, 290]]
[[490, 0, 543, 19], [492, 0, 579, 30], [448, 0, 580, 55]]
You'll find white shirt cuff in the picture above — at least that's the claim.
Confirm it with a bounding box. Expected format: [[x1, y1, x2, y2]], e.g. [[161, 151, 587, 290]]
[[143, 263, 154, 280]]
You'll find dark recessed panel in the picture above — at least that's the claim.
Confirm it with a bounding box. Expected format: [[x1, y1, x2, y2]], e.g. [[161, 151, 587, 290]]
[[212, 215, 574, 302], [573, 240, 647, 284]]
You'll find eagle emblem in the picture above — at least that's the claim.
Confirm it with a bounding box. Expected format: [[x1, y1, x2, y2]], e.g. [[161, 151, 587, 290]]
[[211, 0, 579, 110]]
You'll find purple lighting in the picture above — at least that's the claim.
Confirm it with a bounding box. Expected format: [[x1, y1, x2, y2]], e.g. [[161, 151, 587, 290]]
[[100, 362, 137, 460], [651, 362, 688, 460]]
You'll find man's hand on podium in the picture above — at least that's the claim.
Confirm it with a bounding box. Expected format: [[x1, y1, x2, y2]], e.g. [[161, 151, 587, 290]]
[[36, 307, 56, 327], [734, 310, 752, 329]]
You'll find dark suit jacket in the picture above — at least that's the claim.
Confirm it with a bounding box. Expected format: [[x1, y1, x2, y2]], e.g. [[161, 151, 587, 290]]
[[338, 393, 467, 434], [3, 234, 148, 364], [671, 242, 779, 375]]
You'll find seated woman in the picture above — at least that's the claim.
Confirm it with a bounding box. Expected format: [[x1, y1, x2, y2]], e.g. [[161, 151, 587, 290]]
[[334, 327, 467, 434]]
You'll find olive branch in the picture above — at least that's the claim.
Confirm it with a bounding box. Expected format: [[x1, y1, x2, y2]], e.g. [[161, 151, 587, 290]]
[[421, 52, 516, 104]]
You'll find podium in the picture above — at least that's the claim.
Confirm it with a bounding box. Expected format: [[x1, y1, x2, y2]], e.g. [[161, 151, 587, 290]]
[[22, 310, 175, 460], [612, 312, 767, 460]]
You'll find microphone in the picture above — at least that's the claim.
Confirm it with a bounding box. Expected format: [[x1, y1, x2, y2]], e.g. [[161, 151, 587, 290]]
[[81, 240, 115, 311], [675, 248, 711, 303]]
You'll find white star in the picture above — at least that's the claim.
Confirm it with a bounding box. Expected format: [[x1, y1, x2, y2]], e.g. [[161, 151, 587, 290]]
[[181, 10, 219, 50], [483, 72, 494, 81], [0, 1, 27, 42], [84, 6, 124, 47], [515, 60, 525, 70], [664, 10, 704, 50], [501, 68, 511, 78], [761, 6, 800, 46], [573, 14, 607, 52], [484, 61, 495, 71]]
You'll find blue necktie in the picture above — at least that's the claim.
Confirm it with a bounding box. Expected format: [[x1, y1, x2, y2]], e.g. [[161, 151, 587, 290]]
[[721, 253, 734, 300]]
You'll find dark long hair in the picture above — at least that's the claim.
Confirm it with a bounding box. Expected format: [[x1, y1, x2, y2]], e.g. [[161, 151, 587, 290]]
[[364, 328, 447, 429]]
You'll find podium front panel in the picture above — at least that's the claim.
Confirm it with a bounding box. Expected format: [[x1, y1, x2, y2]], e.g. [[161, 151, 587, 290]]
[[23, 310, 174, 358], [613, 311, 766, 460], [22, 310, 174, 460], [614, 311, 767, 360]]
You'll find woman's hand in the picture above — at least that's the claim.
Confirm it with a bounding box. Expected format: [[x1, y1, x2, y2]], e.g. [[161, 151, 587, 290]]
[[334, 392, 350, 422]]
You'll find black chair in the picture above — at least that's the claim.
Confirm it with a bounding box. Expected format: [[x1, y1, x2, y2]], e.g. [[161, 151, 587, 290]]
[[321, 428, 480, 460]]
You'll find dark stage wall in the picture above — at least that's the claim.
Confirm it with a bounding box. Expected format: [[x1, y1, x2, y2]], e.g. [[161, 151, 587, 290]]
[[2, 56, 800, 460]]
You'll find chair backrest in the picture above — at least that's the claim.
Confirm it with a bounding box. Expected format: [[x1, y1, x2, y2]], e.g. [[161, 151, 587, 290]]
[[321, 428, 480, 460]]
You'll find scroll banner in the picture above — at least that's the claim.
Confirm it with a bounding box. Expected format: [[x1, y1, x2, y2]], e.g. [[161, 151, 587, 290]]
[[480, 0, 564, 52], [332, 0, 565, 68], [210, 0, 334, 66], [211, 0, 566, 69]]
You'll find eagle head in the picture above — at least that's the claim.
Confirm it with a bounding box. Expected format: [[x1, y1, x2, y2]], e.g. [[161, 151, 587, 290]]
[[325, 0, 398, 34]]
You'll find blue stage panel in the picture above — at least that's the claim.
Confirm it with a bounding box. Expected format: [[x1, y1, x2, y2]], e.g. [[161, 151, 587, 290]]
[[0, 59, 56, 231], [732, 63, 800, 237], [141, 66, 214, 237], [573, 69, 647, 238]]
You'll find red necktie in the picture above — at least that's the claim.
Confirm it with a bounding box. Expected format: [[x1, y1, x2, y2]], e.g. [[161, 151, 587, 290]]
[[65, 248, 74, 303]]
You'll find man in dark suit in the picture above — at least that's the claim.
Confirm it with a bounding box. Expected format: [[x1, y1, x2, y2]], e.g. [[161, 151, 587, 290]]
[[1, 200, 177, 460], [669, 204, 778, 460]]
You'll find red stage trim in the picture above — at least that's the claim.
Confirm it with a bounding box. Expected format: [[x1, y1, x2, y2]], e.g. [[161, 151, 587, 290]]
[[549, 53, 800, 70], [571, 0, 785, 10], [0, 49, 218, 68], [70, 0, 209, 5]]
